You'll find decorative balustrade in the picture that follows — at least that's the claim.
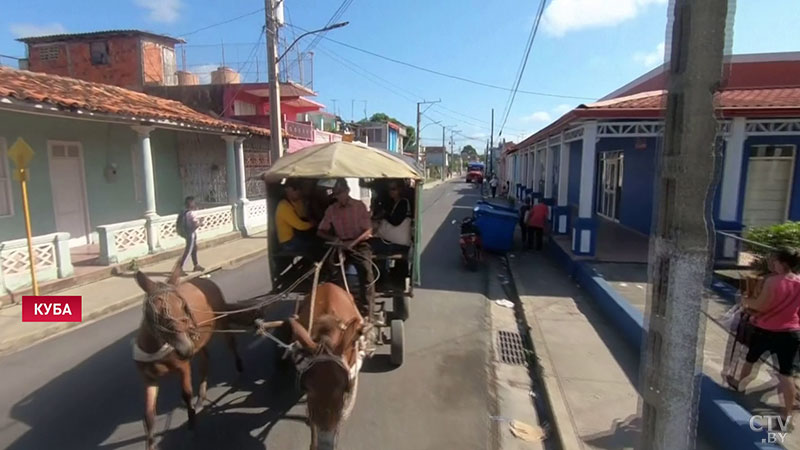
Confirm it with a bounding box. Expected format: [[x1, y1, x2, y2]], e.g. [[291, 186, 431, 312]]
[[97, 219, 150, 265], [286, 121, 315, 141], [195, 205, 237, 240], [0, 232, 72, 292], [242, 199, 268, 235], [94, 205, 244, 266]]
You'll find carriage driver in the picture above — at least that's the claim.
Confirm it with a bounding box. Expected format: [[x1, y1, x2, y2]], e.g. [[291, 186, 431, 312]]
[[317, 178, 375, 312]]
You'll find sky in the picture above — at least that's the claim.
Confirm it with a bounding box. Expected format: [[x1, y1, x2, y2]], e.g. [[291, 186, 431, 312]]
[[1, 0, 798, 152]]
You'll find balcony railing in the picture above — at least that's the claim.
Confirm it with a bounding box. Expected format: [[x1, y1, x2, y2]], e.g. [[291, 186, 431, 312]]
[[286, 121, 315, 141]]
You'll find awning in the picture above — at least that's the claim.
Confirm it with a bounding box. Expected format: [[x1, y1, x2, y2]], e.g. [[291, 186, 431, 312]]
[[261, 141, 423, 182]]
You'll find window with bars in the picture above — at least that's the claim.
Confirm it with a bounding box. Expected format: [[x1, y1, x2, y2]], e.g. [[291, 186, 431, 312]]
[[0, 138, 12, 217], [38, 45, 61, 61]]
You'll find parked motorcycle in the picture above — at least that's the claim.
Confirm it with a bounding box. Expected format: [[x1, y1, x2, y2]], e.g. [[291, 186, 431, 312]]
[[459, 217, 482, 271]]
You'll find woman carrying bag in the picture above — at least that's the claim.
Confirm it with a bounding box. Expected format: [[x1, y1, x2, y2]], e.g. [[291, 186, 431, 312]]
[[726, 248, 800, 424], [371, 180, 412, 287]]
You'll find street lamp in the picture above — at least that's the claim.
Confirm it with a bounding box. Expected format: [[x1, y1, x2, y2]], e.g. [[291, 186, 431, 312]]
[[267, 16, 349, 165], [277, 22, 349, 63]]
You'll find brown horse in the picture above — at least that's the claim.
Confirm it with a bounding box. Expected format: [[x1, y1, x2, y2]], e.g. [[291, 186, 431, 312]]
[[288, 282, 366, 450], [133, 266, 243, 450]]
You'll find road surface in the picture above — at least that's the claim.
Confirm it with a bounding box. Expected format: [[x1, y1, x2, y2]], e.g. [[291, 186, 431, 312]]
[[0, 180, 497, 450]]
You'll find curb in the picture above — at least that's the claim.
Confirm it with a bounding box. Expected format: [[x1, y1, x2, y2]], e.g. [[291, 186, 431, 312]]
[[0, 244, 268, 357], [0, 231, 249, 308], [544, 238, 780, 450], [506, 254, 584, 450]]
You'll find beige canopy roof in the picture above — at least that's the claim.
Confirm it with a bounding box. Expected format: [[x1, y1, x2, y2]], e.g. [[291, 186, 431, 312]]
[[261, 141, 423, 182]]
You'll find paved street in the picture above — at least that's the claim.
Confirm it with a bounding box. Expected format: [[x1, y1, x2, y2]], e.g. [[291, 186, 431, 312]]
[[0, 180, 497, 450]]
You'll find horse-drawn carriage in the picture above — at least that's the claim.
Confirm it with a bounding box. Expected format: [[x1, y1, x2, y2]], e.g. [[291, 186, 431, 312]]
[[260, 140, 423, 367], [131, 141, 423, 450]]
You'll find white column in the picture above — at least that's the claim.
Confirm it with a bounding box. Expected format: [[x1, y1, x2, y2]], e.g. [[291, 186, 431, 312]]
[[578, 123, 598, 218], [532, 149, 541, 194], [573, 121, 598, 255], [544, 145, 554, 200], [558, 135, 570, 206], [235, 137, 247, 201], [718, 117, 747, 259], [133, 125, 158, 252], [223, 136, 237, 204], [555, 133, 571, 234], [133, 126, 157, 217]]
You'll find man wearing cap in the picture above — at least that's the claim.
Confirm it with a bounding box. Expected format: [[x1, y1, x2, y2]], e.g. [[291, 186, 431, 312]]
[[317, 178, 375, 310]]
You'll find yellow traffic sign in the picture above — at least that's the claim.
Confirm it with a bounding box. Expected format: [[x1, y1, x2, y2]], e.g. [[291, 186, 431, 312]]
[[8, 137, 34, 169]]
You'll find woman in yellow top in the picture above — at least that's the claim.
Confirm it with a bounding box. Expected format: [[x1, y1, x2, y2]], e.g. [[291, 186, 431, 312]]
[[276, 180, 314, 252]]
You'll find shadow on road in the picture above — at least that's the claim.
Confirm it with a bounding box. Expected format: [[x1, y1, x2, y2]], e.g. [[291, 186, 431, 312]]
[[6, 308, 308, 450]]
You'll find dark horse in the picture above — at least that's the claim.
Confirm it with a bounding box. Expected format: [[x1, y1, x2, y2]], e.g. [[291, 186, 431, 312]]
[[133, 265, 243, 450], [288, 282, 366, 450]]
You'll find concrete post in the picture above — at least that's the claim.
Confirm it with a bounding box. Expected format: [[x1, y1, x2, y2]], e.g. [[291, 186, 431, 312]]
[[717, 117, 747, 260], [132, 125, 158, 252], [639, 0, 730, 447], [572, 122, 597, 255], [235, 137, 251, 234], [554, 133, 571, 234]]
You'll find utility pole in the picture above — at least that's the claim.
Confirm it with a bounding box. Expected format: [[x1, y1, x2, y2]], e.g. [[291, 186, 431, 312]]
[[265, 0, 283, 164], [331, 99, 338, 117], [639, 1, 730, 449], [361, 100, 367, 120], [489, 108, 494, 175], [415, 99, 440, 163], [441, 125, 446, 181], [351, 99, 355, 122]]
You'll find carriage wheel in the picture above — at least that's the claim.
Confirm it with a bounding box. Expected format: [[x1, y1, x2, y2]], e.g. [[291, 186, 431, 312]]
[[390, 320, 404, 366], [392, 295, 410, 321]]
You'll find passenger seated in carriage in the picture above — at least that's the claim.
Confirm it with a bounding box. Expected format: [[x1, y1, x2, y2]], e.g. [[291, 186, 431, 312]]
[[275, 179, 316, 253], [370, 179, 412, 288], [317, 179, 376, 310]]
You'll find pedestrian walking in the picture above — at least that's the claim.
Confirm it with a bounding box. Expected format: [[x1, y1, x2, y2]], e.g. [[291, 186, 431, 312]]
[[176, 196, 204, 275], [525, 200, 549, 251], [519, 197, 531, 247], [726, 248, 800, 423], [490, 174, 498, 198]]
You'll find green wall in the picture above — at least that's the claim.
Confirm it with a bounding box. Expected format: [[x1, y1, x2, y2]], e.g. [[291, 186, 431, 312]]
[[0, 111, 183, 242]]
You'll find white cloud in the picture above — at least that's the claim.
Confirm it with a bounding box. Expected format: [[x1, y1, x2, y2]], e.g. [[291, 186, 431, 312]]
[[135, 0, 182, 23], [542, 0, 667, 36], [521, 111, 552, 123], [633, 41, 666, 68], [552, 103, 574, 116], [9, 23, 66, 38]]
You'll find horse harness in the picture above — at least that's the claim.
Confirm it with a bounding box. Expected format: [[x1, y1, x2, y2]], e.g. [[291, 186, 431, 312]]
[[133, 284, 200, 363]]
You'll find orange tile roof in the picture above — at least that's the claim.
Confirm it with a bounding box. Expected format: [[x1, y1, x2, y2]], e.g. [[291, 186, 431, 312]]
[[516, 87, 800, 148], [0, 67, 269, 135]]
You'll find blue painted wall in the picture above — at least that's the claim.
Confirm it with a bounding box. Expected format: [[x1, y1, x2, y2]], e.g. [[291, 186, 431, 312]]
[[597, 137, 658, 235], [734, 135, 800, 224], [568, 140, 582, 207]]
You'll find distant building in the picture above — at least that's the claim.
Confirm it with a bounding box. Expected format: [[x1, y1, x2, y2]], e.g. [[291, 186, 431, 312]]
[[354, 121, 407, 152], [17, 30, 184, 91]]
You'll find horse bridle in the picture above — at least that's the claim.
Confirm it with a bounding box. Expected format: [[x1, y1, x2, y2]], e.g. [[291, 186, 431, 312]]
[[143, 285, 200, 343]]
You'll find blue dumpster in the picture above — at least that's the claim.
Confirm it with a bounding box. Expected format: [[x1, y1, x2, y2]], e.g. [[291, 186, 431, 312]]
[[473, 203, 518, 252], [476, 200, 518, 214]]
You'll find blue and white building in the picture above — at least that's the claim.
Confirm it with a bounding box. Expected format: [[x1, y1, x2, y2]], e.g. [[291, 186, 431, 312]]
[[504, 52, 800, 261]]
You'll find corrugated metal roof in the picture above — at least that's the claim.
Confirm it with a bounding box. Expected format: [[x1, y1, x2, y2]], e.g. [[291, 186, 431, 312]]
[[17, 30, 185, 45]]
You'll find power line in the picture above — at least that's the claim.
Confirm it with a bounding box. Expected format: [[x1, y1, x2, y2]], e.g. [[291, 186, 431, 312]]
[[304, 0, 355, 53], [179, 7, 266, 38], [286, 23, 593, 101], [316, 42, 529, 136], [498, 0, 548, 137]]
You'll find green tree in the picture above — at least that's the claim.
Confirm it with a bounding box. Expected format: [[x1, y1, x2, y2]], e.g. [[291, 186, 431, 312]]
[[461, 145, 478, 161], [405, 126, 416, 151]]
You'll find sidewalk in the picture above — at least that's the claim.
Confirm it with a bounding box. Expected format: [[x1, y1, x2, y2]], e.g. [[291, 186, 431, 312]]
[[591, 262, 799, 450], [508, 251, 715, 450], [0, 232, 268, 356]]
